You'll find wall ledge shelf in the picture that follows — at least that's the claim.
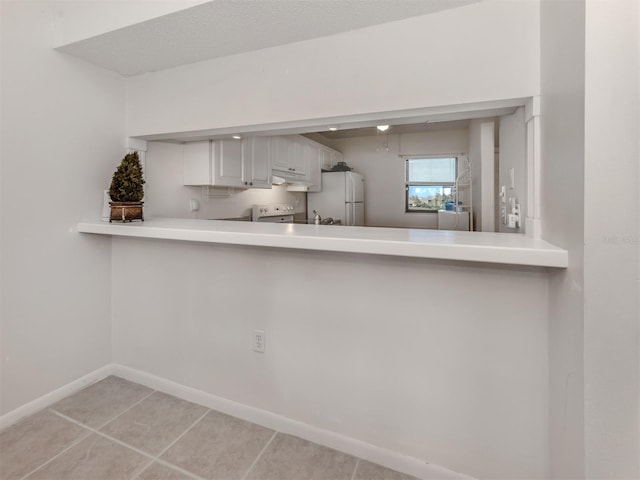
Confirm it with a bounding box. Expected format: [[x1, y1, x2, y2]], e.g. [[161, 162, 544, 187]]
[[77, 218, 568, 268]]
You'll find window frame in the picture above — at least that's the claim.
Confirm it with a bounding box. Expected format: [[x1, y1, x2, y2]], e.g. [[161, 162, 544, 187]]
[[404, 155, 459, 213]]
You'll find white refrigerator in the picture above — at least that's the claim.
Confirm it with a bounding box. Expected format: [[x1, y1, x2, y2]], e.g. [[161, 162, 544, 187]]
[[308, 171, 365, 226]]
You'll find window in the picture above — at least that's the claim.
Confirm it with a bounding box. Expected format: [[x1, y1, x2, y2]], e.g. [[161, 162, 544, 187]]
[[405, 156, 457, 212]]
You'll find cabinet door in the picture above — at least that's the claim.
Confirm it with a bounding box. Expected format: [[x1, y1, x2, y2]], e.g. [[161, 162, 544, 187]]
[[319, 148, 333, 171], [271, 136, 291, 172], [213, 139, 244, 187], [306, 145, 322, 192], [183, 141, 211, 185], [290, 140, 306, 176], [245, 137, 272, 189]]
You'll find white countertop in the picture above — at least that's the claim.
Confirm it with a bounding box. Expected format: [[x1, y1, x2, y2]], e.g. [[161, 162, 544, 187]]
[[77, 218, 568, 268]]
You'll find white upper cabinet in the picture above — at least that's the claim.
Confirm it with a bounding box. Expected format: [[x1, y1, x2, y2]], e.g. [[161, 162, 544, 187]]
[[305, 144, 322, 193], [271, 136, 292, 172], [213, 139, 244, 187], [290, 140, 307, 176], [183, 137, 272, 189], [271, 136, 306, 178], [244, 136, 272, 188]]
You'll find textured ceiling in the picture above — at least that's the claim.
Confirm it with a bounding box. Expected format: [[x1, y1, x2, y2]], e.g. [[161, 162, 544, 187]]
[[56, 0, 485, 76]]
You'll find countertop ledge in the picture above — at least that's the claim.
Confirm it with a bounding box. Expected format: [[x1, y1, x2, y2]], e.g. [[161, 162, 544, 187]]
[[77, 218, 568, 268]]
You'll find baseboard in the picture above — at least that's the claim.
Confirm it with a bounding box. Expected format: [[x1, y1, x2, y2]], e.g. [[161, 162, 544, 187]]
[[0, 364, 115, 430], [112, 364, 473, 480]]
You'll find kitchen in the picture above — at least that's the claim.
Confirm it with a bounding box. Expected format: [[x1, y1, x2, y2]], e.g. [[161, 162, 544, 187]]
[[4, 1, 637, 480], [141, 113, 519, 233]]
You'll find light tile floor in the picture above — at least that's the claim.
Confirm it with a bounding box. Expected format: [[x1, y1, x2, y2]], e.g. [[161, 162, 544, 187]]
[[0, 376, 420, 480]]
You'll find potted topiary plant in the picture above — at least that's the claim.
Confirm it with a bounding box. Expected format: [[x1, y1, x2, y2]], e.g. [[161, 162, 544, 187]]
[[109, 151, 145, 222]]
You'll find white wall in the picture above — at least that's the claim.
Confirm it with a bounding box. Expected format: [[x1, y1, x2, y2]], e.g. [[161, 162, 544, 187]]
[[114, 4, 548, 478], [541, 0, 640, 478], [327, 130, 468, 229], [540, 1, 586, 477], [498, 107, 527, 234], [125, 0, 540, 137], [0, 1, 125, 414], [144, 141, 305, 220], [468, 120, 495, 232], [112, 237, 550, 480], [583, 0, 639, 477]]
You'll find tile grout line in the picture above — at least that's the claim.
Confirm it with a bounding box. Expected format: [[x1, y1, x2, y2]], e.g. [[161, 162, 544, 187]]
[[96, 388, 157, 430], [17, 428, 94, 480], [129, 457, 156, 480], [92, 428, 206, 480], [239, 430, 279, 480], [47, 387, 157, 433], [49, 408, 208, 480], [153, 408, 211, 459], [350, 458, 361, 480]]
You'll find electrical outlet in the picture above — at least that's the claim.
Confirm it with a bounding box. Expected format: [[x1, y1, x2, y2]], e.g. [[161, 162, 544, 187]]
[[253, 329, 265, 353]]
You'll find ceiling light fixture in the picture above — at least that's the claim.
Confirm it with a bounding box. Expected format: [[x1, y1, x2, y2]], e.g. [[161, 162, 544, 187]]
[[376, 125, 389, 132], [328, 127, 338, 131], [232, 135, 242, 139]]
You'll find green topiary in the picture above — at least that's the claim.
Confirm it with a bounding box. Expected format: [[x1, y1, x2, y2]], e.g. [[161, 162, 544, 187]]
[[109, 151, 145, 202]]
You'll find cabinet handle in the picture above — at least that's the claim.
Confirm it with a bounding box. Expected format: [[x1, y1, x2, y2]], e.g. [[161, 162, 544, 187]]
[[244, 181, 248, 185], [249, 182, 253, 186]]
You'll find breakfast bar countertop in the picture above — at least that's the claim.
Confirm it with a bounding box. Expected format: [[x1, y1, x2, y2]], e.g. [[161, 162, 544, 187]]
[[76, 217, 568, 268]]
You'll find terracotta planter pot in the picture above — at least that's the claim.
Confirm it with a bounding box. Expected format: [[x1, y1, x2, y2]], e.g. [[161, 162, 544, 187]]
[[109, 201, 144, 222]]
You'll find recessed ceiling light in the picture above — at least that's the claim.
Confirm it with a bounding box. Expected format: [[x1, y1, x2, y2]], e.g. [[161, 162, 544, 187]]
[[328, 127, 338, 131], [377, 125, 389, 132], [232, 135, 242, 139]]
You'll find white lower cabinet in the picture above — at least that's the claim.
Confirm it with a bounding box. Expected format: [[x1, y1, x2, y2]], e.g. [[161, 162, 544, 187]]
[[183, 138, 271, 189]]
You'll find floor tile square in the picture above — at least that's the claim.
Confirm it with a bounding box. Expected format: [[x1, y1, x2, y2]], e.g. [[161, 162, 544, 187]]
[[101, 391, 208, 455], [0, 410, 88, 480], [246, 433, 357, 480], [160, 410, 274, 479], [354, 460, 421, 480], [137, 462, 195, 480], [25, 433, 148, 480], [50, 376, 153, 428]]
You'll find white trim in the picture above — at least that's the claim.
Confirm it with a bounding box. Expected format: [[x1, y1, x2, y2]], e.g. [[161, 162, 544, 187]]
[[128, 137, 148, 152], [1, 363, 474, 479], [0, 364, 114, 430], [525, 113, 542, 239], [135, 98, 527, 142], [525, 95, 541, 122], [112, 364, 475, 480]]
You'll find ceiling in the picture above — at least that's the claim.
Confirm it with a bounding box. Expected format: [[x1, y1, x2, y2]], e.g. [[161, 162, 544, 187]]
[[314, 119, 472, 140], [56, 0, 486, 76]]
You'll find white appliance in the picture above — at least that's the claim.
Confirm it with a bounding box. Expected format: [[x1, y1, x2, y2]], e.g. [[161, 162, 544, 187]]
[[307, 172, 364, 226], [437, 211, 470, 231], [252, 203, 295, 223]]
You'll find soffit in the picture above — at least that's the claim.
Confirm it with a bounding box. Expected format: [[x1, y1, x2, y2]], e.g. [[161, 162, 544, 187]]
[[56, 0, 486, 76]]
